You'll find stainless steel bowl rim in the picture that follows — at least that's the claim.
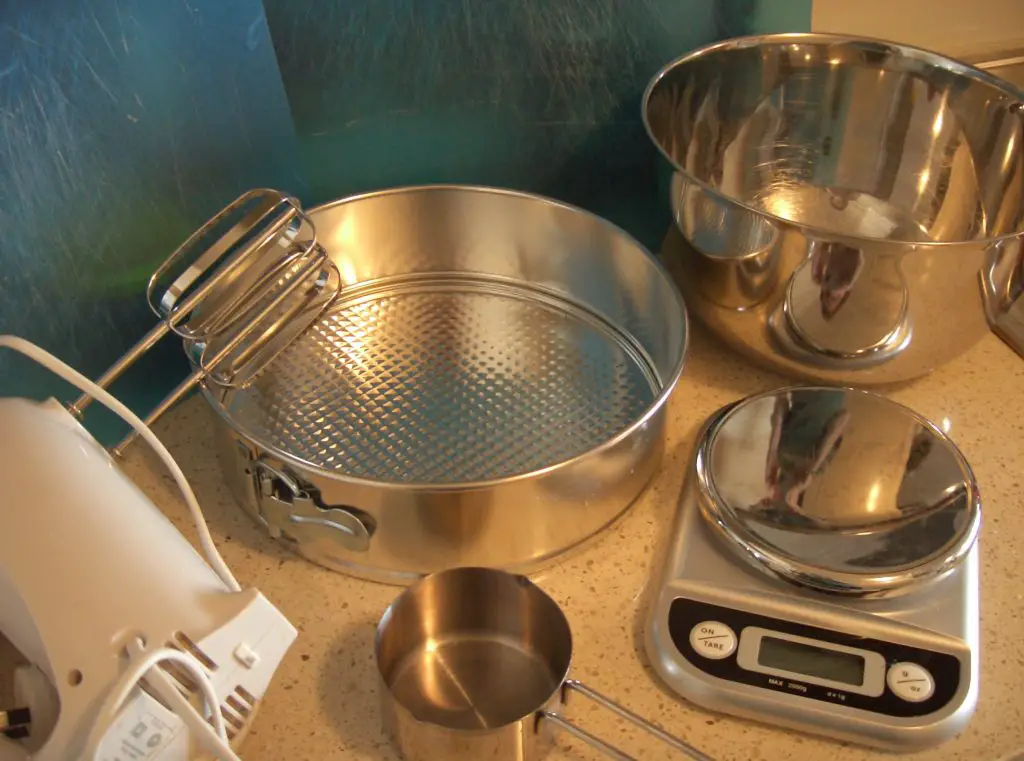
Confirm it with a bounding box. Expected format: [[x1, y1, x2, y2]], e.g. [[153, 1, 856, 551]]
[[642, 31, 1024, 248], [198, 183, 689, 491]]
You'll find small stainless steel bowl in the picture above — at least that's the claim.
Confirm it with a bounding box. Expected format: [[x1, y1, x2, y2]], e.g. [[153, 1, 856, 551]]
[[644, 33, 1024, 384], [696, 386, 981, 598]]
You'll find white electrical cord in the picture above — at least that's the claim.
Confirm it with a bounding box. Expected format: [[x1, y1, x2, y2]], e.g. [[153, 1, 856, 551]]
[[122, 639, 238, 761], [81, 640, 241, 761], [0, 335, 240, 593], [0, 335, 244, 760]]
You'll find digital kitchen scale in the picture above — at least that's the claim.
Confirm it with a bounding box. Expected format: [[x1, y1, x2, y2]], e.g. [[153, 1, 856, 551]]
[[645, 387, 981, 751]]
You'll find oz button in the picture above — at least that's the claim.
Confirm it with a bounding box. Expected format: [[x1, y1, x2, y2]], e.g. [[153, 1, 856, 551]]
[[689, 621, 737, 660], [886, 662, 935, 702]]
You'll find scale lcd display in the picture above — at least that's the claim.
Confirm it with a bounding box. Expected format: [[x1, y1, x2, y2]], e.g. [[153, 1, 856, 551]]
[[758, 636, 865, 686]]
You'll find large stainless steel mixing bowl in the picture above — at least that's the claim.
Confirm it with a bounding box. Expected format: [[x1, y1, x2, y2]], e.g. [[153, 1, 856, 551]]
[[644, 33, 1024, 383]]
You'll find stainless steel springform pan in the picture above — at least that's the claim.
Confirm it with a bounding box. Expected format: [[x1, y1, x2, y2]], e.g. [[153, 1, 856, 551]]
[[199, 185, 689, 582]]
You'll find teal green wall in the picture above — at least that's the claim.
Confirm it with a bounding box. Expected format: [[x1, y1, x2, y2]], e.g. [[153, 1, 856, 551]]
[[0, 0, 301, 440], [0, 0, 810, 443], [263, 0, 810, 249]]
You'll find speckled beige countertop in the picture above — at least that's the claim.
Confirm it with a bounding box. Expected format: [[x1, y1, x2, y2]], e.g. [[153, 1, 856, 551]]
[[82, 326, 1024, 759]]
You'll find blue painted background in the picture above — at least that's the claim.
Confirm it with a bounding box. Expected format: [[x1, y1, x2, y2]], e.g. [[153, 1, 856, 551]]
[[264, 0, 809, 245], [0, 0, 809, 442]]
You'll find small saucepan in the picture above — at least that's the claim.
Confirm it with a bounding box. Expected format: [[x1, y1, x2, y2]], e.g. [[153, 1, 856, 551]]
[[374, 566, 714, 761]]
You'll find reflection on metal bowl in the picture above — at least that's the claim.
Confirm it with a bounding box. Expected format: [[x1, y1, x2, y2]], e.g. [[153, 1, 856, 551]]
[[644, 33, 1024, 383]]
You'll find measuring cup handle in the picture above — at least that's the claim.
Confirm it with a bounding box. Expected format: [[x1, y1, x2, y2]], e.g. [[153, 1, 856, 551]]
[[538, 712, 636, 761], [538, 679, 715, 761]]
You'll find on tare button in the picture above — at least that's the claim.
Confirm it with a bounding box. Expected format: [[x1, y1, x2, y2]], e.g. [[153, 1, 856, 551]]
[[689, 621, 737, 660], [886, 662, 935, 703]]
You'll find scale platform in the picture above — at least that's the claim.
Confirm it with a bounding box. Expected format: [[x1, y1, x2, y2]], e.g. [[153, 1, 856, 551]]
[[645, 387, 980, 751]]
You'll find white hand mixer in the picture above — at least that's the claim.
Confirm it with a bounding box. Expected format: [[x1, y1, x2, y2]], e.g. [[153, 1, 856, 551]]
[[0, 191, 342, 760]]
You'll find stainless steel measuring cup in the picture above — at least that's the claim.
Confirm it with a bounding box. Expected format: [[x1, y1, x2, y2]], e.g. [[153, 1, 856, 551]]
[[374, 567, 714, 761]]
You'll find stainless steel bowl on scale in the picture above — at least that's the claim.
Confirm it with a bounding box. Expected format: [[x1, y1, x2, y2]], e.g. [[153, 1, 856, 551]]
[[644, 33, 1024, 383], [645, 387, 982, 750], [199, 185, 689, 583]]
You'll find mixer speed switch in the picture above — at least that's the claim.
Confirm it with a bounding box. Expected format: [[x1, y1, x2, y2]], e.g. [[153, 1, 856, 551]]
[[689, 621, 737, 659]]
